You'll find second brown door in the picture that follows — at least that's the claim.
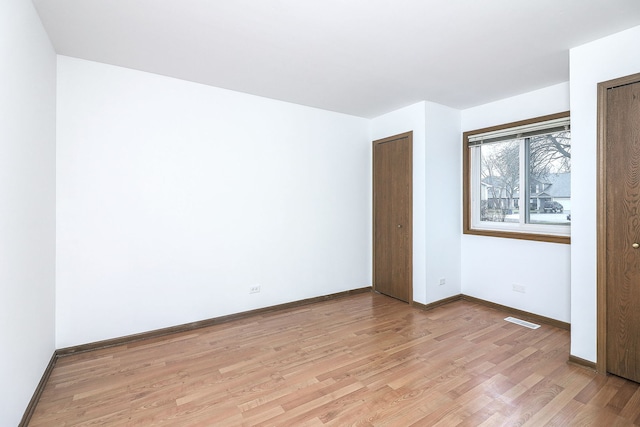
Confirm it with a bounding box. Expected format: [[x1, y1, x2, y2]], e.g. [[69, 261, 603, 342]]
[[373, 132, 412, 303]]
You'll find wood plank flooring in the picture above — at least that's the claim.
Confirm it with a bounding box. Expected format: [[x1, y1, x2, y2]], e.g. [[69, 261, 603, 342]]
[[28, 293, 640, 426]]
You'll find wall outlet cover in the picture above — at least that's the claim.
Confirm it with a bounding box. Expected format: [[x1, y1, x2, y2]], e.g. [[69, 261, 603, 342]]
[[512, 284, 526, 293]]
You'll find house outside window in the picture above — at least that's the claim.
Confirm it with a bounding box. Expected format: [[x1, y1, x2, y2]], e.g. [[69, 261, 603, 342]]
[[463, 112, 571, 244]]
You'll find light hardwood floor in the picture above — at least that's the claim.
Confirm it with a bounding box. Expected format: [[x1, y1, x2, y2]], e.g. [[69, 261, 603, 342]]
[[28, 293, 640, 426]]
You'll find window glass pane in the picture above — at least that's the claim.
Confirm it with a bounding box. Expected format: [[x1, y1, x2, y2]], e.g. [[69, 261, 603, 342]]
[[480, 139, 520, 224], [526, 130, 571, 225]]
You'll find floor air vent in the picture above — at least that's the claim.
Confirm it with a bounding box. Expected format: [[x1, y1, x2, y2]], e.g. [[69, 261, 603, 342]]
[[504, 317, 540, 329]]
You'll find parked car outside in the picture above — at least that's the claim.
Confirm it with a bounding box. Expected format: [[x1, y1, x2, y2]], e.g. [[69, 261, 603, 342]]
[[543, 201, 564, 213]]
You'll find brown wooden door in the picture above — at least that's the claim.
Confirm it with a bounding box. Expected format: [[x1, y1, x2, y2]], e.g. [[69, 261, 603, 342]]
[[605, 81, 640, 383], [373, 132, 412, 303]]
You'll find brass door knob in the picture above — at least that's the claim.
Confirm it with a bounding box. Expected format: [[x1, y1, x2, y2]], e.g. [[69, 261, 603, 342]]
[[633, 243, 639, 249], [397, 224, 402, 228]]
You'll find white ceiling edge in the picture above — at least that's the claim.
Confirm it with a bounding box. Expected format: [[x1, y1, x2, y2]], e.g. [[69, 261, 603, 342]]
[[33, 0, 640, 118]]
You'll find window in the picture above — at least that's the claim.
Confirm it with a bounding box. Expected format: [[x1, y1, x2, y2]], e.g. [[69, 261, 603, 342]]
[[463, 112, 571, 243]]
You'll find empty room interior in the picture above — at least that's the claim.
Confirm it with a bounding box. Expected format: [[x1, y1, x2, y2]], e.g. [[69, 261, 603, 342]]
[[5, 0, 640, 425]]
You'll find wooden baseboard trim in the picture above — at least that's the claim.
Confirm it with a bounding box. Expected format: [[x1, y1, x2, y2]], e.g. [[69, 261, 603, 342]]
[[461, 295, 571, 330], [568, 355, 597, 371], [412, 294, 463, 312], [57, 287, 372, 357], [19, 351, 58, 427]]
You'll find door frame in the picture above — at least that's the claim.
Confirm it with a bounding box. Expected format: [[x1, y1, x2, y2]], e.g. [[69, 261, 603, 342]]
[[372, 131, 413, 304], [596, 71, 640, 374]]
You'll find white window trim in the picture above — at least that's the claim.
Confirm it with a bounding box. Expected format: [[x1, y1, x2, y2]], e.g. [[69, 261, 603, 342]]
[[469, 144, 570, 237]]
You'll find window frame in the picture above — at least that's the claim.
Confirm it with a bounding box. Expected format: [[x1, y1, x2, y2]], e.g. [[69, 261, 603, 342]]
[[463, 111, 571, 244]]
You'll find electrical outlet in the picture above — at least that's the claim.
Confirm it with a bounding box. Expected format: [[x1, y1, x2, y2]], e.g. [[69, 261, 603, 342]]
[[512, 284, 526, 293], [249, 285, 261, 294], [439, 278, 446, 286]]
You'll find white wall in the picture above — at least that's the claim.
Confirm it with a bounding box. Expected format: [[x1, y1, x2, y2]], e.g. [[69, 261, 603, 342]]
[[569, 25, 640, 362], [424, 103, 462, 302], [0, 0, 57, 424], [371, 101, 461, 304], [461, 83, 572, 323], [56, 57, 371, 347]]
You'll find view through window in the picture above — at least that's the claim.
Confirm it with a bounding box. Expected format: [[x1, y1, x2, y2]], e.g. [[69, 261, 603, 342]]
[[464, 112, 571, 243]]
